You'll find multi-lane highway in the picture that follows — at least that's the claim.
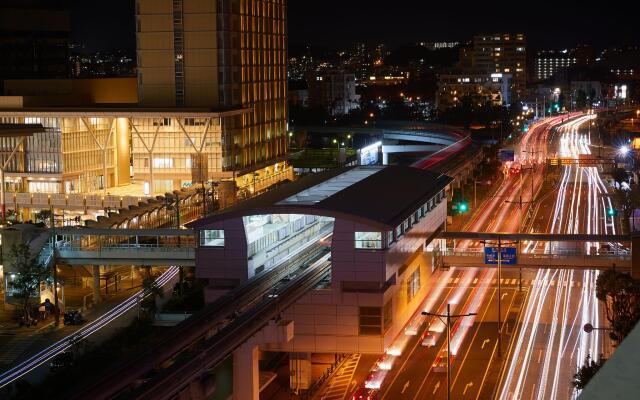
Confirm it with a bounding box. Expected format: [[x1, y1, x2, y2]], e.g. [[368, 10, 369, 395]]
[[499, 114, 611, 400]]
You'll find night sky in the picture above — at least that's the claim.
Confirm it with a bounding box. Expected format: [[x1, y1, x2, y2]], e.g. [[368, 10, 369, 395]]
[[71, 0, 638, 52]]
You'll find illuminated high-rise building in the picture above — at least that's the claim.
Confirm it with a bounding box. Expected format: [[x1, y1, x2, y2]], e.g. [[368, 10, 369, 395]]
[[473, 33, 526, 99], [136, 0, 289, 189]]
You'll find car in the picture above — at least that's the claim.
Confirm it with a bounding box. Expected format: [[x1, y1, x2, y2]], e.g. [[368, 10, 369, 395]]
[[374, 354, 392, 371], [352, 385, 378, 400], [432, 349, 452, 373], [421, 331, 436, 347], [50, 351, 74, 372], [64, 310, 85, 326]]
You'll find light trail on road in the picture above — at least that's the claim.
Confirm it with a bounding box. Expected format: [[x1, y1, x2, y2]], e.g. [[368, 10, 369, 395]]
[[500, 114, 609, 400], [0, 266, 180, 389]]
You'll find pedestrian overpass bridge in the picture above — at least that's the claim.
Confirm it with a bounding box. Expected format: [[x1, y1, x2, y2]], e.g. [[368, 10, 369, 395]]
[[434, 231, 635, 273], [52, 228, 196, 266]]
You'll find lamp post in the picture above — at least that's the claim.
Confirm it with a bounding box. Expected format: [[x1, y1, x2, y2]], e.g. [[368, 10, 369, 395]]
[[422, 304, 477, 400], [584, 323, 613, 359]]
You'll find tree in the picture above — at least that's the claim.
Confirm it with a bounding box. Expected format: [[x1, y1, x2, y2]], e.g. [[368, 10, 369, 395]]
[[576, 89, 588, 109], [596, 269, 640, 343], [7, 244, 51, 322], [613, 184, 640, 233], [572, 355, 606, 391], [35, 209, 52, 226]]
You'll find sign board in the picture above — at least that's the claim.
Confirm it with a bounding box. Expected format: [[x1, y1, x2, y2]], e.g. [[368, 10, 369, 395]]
[[498, 149, 515, 162], [359, 141, 381, 166], [484, 246, 517, 265]]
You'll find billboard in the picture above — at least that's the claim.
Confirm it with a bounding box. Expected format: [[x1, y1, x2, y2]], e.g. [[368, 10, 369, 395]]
[[359, 141, 382, 165]]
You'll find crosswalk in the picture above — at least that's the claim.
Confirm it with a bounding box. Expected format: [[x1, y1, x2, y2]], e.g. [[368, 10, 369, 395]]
[[320, 354, 361, 400], [446, 277, 584, 288]]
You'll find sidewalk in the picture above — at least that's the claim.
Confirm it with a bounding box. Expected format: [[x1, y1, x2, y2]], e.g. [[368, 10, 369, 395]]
[[0, 279, 142, 372]]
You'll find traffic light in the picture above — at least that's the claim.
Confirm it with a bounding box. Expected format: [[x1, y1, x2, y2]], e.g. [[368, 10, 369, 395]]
[[458, 201, 469, 213], [607, 207, 618, 217]]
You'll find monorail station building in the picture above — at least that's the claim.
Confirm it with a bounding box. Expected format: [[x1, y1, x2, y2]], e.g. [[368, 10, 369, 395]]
[[189, 165, 451, 355]]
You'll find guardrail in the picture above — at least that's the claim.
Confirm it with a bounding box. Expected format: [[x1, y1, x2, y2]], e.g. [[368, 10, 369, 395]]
[[8, 192, 146, 211], [442, 248, 630, 257]]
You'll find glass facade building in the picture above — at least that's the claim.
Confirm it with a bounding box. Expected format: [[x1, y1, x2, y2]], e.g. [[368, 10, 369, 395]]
[[136, 0, 288, 182], [0, 109, 291, 198]]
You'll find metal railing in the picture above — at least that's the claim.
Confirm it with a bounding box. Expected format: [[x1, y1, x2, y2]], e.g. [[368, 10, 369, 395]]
[[442, 248, 630, 257]]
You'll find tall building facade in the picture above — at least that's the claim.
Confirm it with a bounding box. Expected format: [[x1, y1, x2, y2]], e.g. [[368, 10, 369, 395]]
[[0, 0, 70, 85], [473, 34, 526, 99], [436, 72, 512, 111], [307, 70, 360, 116], [136, 0, 288, 178], [534, 50, 577, 81]]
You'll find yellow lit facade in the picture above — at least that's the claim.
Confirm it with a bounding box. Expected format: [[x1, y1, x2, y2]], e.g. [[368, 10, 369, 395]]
[[0, 109, 291, 197], [136, 0, 288, 182]]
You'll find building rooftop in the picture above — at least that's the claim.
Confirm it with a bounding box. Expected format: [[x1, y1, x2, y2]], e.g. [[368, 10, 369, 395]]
[[188, 166, 452, 229], [578, 321, 640, 400], [0, 106, 251, 118]]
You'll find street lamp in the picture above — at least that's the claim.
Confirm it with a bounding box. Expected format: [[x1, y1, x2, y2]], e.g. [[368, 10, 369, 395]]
[[619, 146, 630, 157], [422, 304, 477, 400]]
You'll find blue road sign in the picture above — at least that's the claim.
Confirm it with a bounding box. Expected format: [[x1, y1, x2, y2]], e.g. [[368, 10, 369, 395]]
[[498, 149, 515, 162], [484, 246, 517, 265]]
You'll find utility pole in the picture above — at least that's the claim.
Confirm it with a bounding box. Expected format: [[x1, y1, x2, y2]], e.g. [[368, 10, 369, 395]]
[[423, 304, 477, 400], [498, 238, 502, 356], [480, 238, 518, 356], [50, 206, 59, 327]]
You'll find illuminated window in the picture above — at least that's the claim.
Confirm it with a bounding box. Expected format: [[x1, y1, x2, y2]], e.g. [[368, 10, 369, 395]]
[[200, 230, 225, 247], [406, 268, 421, 303], [153, 158, 173, 168], [355, 232, 383, 249]]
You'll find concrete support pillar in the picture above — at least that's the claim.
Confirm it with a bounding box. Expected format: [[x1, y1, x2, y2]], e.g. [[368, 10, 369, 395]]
[[22, 207, 30, 223], [382, 152, 389, 165], [0, 168, 5, 221], [289, 352, 311, 392], [92, 265, 102, 304], [233, 342, 259, 400]]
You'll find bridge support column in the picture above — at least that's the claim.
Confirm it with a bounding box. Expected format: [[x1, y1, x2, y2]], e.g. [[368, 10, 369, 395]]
[[233, 342, 259, 400], [92, 265, 102, 304], [289, 352, 311, 392]]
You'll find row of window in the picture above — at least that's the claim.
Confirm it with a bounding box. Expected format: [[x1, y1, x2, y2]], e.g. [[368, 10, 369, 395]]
[[391, 190, 446, 246], [353, 190, 446, 251]]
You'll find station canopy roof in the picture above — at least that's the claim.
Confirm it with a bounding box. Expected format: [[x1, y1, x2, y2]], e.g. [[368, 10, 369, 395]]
[[188, 165, 452, 229]]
